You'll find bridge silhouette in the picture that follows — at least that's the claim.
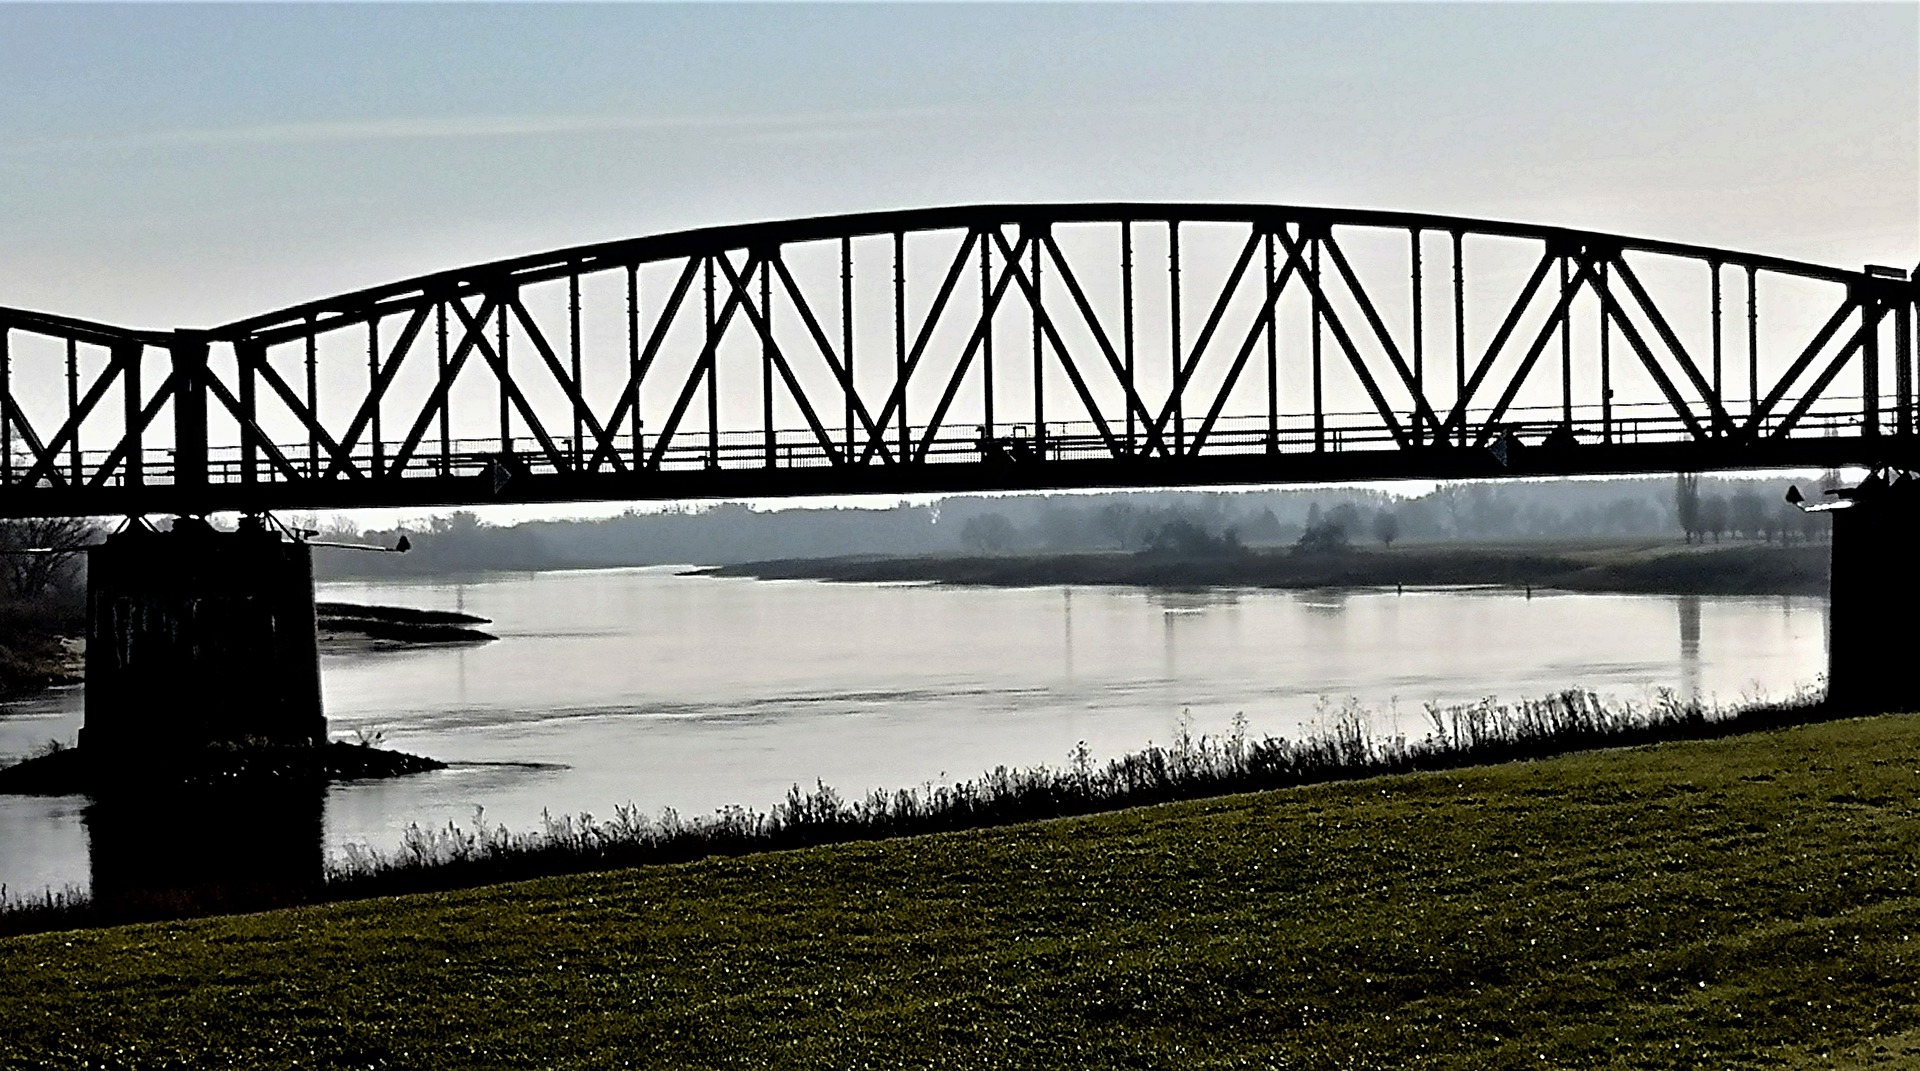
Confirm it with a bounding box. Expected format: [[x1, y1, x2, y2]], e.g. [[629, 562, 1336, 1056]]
[[1, 204, 1913, 518]]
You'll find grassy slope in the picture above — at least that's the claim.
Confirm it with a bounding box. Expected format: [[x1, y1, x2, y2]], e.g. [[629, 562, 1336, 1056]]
[[6, 715, 1920, 1070]]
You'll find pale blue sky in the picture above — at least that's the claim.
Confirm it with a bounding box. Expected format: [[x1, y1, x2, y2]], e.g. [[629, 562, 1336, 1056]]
[[1, 3, 1914, 331]]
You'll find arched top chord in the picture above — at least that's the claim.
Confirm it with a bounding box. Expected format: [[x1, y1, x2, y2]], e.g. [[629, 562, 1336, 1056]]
[[211, 203, 1879, 345]]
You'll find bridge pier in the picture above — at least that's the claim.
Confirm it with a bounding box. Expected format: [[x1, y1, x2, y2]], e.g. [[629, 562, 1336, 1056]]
[[1825, 472, 1920, 714], [80, 517, 325, 765]]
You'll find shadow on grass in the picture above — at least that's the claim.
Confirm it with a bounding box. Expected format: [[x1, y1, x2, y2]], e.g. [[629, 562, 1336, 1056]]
[[0, 686, 1844, 937]]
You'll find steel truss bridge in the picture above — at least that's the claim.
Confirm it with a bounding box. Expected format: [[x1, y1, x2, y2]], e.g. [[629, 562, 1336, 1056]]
[[0, 204, 1913, 517]]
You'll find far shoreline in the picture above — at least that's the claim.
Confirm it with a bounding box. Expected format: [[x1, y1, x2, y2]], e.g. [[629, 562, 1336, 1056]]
[[691, 538, 1832, 599]]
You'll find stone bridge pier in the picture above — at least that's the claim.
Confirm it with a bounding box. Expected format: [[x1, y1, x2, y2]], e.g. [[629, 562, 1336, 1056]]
[[80, 517, 325, 764], [1825, 471, 1920, 715]]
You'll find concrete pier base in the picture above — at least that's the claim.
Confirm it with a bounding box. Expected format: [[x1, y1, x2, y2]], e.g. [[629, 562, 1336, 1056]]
[[80, 517, 325, 762], [1826, 473, 1920, 714]]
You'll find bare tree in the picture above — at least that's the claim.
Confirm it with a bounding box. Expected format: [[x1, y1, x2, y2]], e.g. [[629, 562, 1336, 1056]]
[[0, 517, 95, 601]]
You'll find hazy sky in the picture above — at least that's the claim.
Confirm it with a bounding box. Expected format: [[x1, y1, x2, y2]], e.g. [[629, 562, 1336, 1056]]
[[2, 3, 1914, 334]]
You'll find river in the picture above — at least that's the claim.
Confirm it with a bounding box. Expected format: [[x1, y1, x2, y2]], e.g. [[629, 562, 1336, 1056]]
[[0, 567, 1826, 898]]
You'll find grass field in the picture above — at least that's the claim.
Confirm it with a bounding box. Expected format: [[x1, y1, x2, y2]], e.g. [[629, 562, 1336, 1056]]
[[6, 713, 1920, 1069]]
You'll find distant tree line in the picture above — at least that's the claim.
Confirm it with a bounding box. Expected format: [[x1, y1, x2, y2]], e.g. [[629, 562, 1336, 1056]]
[[307, 474, 1830, 578], [1674, 472, 1831, 545]]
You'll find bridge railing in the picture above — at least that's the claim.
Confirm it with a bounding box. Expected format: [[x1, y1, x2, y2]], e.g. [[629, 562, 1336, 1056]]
[[10, 395, 1882, 497]]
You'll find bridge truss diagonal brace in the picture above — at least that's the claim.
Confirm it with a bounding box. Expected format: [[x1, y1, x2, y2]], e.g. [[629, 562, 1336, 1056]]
[[765, 255, 894, 467], [390, 293, 503, 474], [1743, 298, 1863, 440], [1184, 244, 1304, 455], [711, 251, 847, 467], [199, 367, 306, 485], [1033, 233, 1162, 455], [590, 257, 701, 473], [1442, 250, 1556, 438], [240, 340, 366, 482], [18, 340, 142, 488], [983, 227, 1124, 459], [1272, 226, 1411, 450], [1317, 231, 1446, 443], [1142, 230, 1263, 456], [449, 294, 572, 474], [1584, 258, 1717, 442], [1771, 304, 1885, 440], [1607, 255, 1737, 437], [911, 231, 1038, 463], [1469, 254, 1607, 448], [505, 296, 626, 475], [321, 305, 432, 480], [87, 367, 178, 491], [648, 252, 764, 471], [857, 230, 987, 466]]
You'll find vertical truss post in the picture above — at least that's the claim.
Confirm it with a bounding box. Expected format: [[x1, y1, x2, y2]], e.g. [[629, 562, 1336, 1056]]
[[627, 265, 642, 470], [1898, 284, 1914, 437], [171, 331, 208, 502], [238, 339, 260, 486], [304, 319, 318, 478], [436, 301, 451, 476], [1747, 267, 1760, 424], [705, 257, 718, 467], [1169, 221, 1183, 454], [980, 232, 994, 443], [1031, 231, 1044, 450], [1558, 256, 1572, 429], [367, 318, 382, 476], [120, 340, 142, 487], [1411, 229, 1423, 447], [842, 237, 854, 462], [1122, 221, 1135, 455], [497, 294, 512, 455], [763, 257, 776, 467], [1710, 262, 1723, 435], [1312, 232, 1324, 453], [1266, 229, 1279, 454], [1452, 231, 1466, 448], [65, 339, 80, 483], [1863, 289, 1882, 438], [1600, 261, 1612, 444], [0, 325, 10, 485], [570, 272, 584, 470], [895, 232, 908, 461]]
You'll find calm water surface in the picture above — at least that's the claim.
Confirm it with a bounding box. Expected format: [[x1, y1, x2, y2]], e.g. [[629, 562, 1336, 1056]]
[[0, 567, 1826, 896]]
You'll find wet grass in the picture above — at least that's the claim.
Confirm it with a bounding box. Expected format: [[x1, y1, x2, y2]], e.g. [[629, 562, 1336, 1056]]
[[5, 708, 1920, 1068]]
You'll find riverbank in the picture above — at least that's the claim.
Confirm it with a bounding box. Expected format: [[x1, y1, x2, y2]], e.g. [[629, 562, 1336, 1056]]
[[5, 708, 1918, 1067], [0, 686, 1834, 933], [0, 601, 493, 703], [0, 740, 446, 796], [699, 538, 1832, 596], [315, 601, 496, 647]]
